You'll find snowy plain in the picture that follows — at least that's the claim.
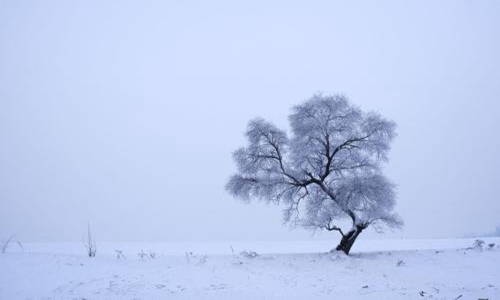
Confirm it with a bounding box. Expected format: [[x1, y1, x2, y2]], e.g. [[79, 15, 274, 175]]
[[1, 237, 499, 300]]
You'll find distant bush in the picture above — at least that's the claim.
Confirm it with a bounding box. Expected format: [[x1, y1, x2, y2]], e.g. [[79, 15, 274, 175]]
[[138, 250, 156, 259], [184, 251, 207, 265], [472, 239, 485, 250], [115, 250, 126, 259], [471, 239, 496, 251], [240, 250, 259, 259]]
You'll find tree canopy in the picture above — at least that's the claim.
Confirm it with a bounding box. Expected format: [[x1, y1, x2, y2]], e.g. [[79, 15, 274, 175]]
[[226, 94, 402, 254]]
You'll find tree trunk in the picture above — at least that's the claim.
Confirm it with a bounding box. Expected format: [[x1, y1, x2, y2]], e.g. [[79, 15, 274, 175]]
[[335, 225, 364, 255]]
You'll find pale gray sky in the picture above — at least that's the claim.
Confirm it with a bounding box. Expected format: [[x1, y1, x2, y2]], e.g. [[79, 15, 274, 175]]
[[1, 0, 499, 242]]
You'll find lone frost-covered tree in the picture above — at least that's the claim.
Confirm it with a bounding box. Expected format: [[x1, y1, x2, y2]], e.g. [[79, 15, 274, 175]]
[[226, 94, 402, 255]]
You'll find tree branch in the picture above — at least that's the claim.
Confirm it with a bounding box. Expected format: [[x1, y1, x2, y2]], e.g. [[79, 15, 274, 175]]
[[325, 218, 345, 237]]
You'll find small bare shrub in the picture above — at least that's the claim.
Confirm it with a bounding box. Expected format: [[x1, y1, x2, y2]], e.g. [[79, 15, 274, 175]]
[[115, 250, 126, 259], [138, 250, 157, 259], [185, 251, 193, 265], [472, 239, 485, 250], [83, 223, 97, 257], [1, 235, 23, 253], [240, 250, 259, 259], [196, 255, 208, 265]]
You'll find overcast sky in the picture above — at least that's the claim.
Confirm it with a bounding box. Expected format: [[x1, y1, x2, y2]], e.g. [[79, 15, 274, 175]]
[[1, 0, 499, 242]]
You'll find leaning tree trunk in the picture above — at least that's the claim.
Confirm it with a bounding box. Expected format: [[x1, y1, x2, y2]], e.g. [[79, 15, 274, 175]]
[[335, 225, 365, 255]]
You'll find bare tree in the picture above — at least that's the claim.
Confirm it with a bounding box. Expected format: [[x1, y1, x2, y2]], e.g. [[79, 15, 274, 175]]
[[83, 223, 97, 257], [226, 94, 402, 254]]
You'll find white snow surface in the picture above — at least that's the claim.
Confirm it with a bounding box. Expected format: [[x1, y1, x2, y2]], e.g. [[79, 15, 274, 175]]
[[1, 237, 499, 299]]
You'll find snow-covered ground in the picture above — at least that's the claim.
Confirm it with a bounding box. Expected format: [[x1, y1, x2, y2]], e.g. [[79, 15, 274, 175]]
[[1, 237, 499, 299]]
